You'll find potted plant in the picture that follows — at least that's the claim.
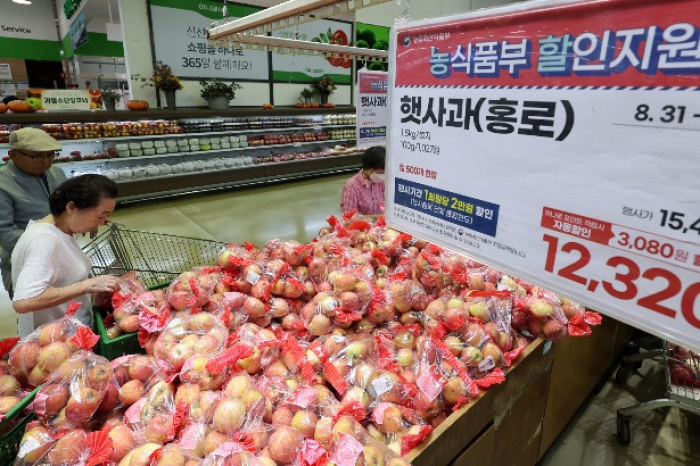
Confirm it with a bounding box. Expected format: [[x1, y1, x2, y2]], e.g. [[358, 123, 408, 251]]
[[200, 79, 242, 110], [131, 61, 182, 110], [101, 87, 122, 112], [311, 76, 337, 105], [300, 88, 314, 106]]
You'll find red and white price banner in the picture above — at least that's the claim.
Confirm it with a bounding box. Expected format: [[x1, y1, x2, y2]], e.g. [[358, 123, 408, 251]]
[[386, 0, 700, 351]]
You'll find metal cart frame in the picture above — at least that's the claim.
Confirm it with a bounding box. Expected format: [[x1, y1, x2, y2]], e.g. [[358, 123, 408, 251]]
[[82, 223, 226, 287], [616, 340, 700, 444]]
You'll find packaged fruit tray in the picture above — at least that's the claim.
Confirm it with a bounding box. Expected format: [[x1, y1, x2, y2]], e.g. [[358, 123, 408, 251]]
[[0, 386, 40, 466]]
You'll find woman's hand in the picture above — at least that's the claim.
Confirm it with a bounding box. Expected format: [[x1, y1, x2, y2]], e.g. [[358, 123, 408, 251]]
[[82, 275, 122, 294], [13, 274, 122, 315]]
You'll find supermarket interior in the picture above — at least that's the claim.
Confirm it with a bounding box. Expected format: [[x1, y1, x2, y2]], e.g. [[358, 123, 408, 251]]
[[1, 0, 699, 466]]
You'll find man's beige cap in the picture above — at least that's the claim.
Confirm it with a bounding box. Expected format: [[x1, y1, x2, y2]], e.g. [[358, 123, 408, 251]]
[[9, 128, 62, 152]]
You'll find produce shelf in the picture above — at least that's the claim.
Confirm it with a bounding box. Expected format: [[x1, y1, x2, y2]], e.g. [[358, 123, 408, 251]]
[[57, 139, 357, 167], [0, 106, 356, 124]]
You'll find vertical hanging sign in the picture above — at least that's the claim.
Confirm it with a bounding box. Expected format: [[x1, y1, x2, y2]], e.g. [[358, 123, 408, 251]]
[[357, 69, 388, 148], [386, 0, 700, 352]]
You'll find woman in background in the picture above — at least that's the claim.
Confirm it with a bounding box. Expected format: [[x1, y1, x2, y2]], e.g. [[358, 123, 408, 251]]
[[11, 174, 122, 337], [341, 145, 386, 215]]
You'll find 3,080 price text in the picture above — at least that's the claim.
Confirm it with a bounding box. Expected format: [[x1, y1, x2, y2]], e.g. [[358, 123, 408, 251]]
[[542, 234, 700, 327]]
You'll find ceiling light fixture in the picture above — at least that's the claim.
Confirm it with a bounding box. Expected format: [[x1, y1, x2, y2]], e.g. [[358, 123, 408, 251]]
[[13, 0, 33, 5], [208, 0, 394, 38], [213, 33, 388, 62]]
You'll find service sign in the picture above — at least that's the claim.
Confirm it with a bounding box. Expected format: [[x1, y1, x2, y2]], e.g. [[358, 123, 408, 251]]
[[149, 0, 268, 81], [41, 90, 91, 111], [387, 0, 700, 351], [357, 69, 388, 148]]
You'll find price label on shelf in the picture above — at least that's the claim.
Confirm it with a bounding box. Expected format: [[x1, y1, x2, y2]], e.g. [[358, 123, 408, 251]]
[[386, 0, 700, 351]]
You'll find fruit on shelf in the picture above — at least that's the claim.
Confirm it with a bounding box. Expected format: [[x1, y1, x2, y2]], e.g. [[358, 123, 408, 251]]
[[7, 100, 34, 113], [126, 100, 150, 111]]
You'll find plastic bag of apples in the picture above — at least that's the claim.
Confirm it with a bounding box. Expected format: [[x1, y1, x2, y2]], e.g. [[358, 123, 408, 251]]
[[14, 427, 113, 466], [0, 337, 26, 422], [32, 349, 114, 431], [152, 313, 229, 375], [166, 267, 224, 315], [111, 354, 166, 410], [7, 302, 97, 388]]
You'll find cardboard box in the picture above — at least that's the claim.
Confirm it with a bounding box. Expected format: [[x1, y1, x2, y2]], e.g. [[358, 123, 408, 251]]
[[538, 317, 634, 457], [492, 362, 552, 466], [450, 424, 496, 466]]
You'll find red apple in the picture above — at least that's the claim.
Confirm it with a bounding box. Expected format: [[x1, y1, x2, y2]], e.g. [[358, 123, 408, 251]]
[[27, 364, 51, 387], [119, 379, 146, 405], [268, 426, 303, 464], [127, 356, 157, 382], [8, 341, 40, 378], [290, 409, 318, 439], [65, 387, 102, 424], [0, 374, 20, 396], [271, 405, 296, 426], [212, 398, 246, 433], [88, 363, 114, 391], [38, 322, 66, 347], [47, 428, 86, 465], [145, 414, 171, 444], [98, 382, 119, 412], [16, 425, 54, 463], [107, 424, 134, 462]]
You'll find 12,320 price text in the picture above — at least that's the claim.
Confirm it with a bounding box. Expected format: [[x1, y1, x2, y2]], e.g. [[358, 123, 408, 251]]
[[542, 234, 700, 327]]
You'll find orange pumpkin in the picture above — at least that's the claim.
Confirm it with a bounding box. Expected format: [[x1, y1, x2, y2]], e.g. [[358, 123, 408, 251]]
[[126, 100, 149, 111], [7, 100, 32, 113], [0, 103, 7, 114]]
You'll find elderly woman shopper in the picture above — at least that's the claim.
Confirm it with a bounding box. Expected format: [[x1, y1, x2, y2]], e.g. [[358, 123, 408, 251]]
[[11, 174, 122, 337]]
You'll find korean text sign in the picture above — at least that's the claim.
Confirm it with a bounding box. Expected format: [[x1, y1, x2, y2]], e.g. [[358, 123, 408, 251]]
[[149, 0, 268, 80], [41, 90, 91, 111], [386, 0, 700, 351], [357, 70, 388, 148]]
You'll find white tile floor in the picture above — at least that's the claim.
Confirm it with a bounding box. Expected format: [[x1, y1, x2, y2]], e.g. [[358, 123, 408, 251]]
[[1, 174, 699, 464]]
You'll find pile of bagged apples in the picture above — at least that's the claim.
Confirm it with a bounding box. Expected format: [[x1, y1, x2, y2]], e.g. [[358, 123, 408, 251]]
[[1, 213, 601, 466]]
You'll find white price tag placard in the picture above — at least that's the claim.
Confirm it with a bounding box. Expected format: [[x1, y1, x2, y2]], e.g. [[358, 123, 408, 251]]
[[387, 0, 700, 352], [357, 70, 388, 148]]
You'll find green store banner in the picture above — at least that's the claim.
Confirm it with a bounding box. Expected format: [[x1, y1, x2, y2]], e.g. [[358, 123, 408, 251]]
[[271, 19, 353, 84], [149, 0, 269, 81]]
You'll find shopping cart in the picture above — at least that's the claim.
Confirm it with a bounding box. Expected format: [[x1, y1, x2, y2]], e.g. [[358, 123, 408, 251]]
[[616, 340, 700, 444], [82, 223, 226, 287]]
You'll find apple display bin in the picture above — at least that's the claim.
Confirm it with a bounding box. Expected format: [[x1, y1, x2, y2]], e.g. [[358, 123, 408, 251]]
[[0, 386, 40, 466], [83, 223, 225, 360]]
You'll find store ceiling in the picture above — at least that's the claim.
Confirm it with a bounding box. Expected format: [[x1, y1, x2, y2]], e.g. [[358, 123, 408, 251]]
[[79, 0, 288, 28]]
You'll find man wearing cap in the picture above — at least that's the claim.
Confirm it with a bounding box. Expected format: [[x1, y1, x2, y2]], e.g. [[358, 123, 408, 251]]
[[0, 128, 67, 297]]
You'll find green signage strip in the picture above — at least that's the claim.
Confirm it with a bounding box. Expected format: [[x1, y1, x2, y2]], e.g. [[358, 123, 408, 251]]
[[272, 71, 351, 85], [0, 37, 61, 61], [62, 32, 124, 59]]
